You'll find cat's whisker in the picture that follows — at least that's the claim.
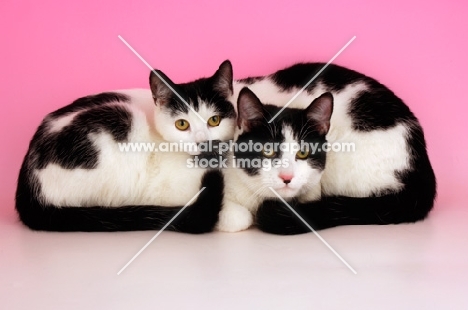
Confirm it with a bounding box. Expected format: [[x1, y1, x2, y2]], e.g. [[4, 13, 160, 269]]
[[248, 187, 266, 201], [299, 123, 315, 141]]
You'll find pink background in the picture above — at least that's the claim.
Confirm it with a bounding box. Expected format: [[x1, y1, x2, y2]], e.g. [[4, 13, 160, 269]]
[[1, 0, 467, 220]]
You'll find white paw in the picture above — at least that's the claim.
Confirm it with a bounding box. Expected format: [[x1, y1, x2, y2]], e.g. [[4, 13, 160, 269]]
[[216, 202, 253, 232]]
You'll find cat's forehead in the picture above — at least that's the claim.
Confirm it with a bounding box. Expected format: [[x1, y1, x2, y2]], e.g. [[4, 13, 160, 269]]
[[163, 82, 235, 118], [281, 125, 297, 143], [192, 101, 220, 119], [266, 106, 310, 140], [163, 95, 234, 117]]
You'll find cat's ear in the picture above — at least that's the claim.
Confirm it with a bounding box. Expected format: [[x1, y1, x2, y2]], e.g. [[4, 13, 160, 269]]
[[149, 70, 175, 105], [237, 87, 264, 131], [305, 92, 334, 135], [212, 60, 233, 98]]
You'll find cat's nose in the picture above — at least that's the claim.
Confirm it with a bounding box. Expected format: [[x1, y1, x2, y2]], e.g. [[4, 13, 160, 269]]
[[279, 173, 293, 184]]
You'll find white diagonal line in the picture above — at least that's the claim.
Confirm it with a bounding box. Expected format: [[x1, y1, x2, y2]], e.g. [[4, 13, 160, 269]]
[[117, 187, 206, 275], [118, 35, 206, 123], [268, 36, 356, 123], [268, 187, 357, 274]]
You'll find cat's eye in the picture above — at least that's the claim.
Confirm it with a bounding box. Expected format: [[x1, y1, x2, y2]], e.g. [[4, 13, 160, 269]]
[[262, 148, 275, 158], [175, 119, 190, 131], [207, 115, 221, 127], [296, 149, 310, 160]]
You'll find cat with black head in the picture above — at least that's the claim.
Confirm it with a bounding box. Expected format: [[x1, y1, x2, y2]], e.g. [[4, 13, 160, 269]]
[[218, 88, 333, 232], [16, 61, 235, 233]]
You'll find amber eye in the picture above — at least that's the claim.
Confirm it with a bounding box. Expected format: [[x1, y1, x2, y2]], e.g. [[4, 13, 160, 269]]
[[262, 148, 275, 158], [296, 149, 310, 160], [207, 115, 221, 127], [175, 119, 190, 131]]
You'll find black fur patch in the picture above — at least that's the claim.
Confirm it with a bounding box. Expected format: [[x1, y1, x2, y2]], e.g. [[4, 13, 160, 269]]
[[348, 86, 415, 131], [164, 78, 236, 120], [271, 63, 417, 131], [238, 76, 265, 85], [271, 63, 364, 93], [33, 104, 132, 169]]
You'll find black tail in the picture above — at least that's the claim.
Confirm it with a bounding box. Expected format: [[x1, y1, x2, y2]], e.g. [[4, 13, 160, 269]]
[[256, 189, 435, 235], [15, 169, 224, 233]]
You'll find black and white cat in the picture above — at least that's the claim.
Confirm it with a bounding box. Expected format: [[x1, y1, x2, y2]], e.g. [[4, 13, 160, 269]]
[[217, 63, 436, 233], [15, 61, 236, 232], [16, 60, 436, 234]]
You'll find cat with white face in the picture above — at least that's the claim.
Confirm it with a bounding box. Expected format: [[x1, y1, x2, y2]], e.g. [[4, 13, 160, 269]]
[[15, 61, 236, 232], [218, 63, 436, 233]]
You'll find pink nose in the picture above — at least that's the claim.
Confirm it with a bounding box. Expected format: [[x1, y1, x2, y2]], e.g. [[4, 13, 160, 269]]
[[279, 173, 293, 184]]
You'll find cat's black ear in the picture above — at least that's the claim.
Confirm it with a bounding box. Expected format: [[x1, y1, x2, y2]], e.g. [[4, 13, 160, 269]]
[[305, 92, 334, 135], [212, 60, 233, 98], [149, 70, 175, 105], [237, 87, 264, 131]]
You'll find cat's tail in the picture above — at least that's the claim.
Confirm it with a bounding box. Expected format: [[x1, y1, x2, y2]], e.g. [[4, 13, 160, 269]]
[[256, 173, 436, 235], [256, 192, 435, 235], [15, 170, 224, 233]]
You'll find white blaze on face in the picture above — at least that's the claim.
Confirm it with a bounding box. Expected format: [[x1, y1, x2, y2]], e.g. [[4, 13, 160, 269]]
[[258, 126, 323, 199]]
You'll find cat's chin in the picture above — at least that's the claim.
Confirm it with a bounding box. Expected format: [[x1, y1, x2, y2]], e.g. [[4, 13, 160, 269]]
[[272, 186, 301, 198]]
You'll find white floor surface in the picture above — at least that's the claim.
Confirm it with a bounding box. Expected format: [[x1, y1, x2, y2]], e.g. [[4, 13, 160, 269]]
[[1, 204, 467, 310]]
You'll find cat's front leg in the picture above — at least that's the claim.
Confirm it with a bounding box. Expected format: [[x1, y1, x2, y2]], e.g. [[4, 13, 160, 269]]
[[216, 200, 254, 232]]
